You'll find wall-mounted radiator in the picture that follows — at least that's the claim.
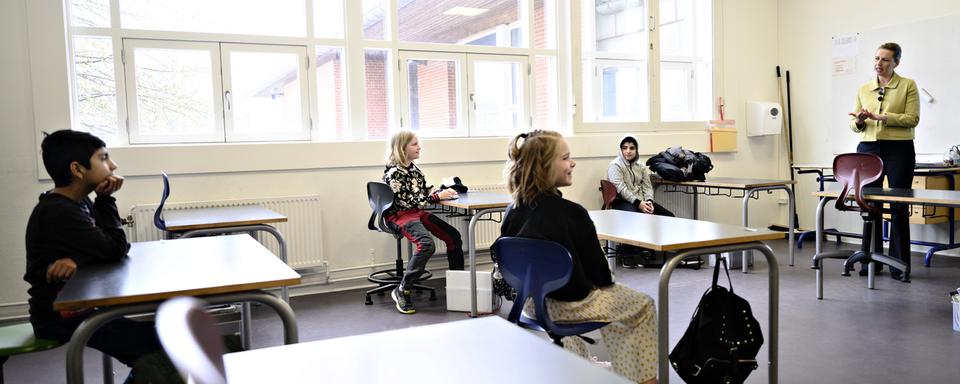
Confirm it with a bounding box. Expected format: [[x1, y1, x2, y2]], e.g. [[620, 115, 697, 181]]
[[126, 195, 324, 269]]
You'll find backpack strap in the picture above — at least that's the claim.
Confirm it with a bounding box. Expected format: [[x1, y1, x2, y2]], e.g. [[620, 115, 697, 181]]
[[711, 255, 734, 292]]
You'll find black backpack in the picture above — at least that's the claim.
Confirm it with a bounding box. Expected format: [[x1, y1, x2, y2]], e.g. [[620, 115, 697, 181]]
[[646, 146, 713, 182], [669, 258, 763, 384]]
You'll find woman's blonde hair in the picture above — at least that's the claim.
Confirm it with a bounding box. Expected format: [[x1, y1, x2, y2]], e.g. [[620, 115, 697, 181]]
[[386, 131, 418, 166], [505, 130, 564, 206]]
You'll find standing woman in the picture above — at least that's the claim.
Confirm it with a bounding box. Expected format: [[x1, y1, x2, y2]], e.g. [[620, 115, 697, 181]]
[[501, 130, 657, 384], [848, 42, 920, 281]]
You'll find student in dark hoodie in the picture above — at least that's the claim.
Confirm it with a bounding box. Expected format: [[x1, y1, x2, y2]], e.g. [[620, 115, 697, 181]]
[[607, 136, 674, 217]]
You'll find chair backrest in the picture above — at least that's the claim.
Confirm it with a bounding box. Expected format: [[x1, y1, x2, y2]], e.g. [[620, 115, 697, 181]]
[[367, 181, 397, 235], [156, 297, 227, 384], [832, 153, 884, 213], [599, 180, 617, 210], [153, 171, 171, 230], [491, 237, 573, 333]]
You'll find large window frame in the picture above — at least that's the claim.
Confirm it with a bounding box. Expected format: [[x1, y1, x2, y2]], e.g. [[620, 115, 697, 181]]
[[573, 0, 719, 133], [57, 0, 564, 145]]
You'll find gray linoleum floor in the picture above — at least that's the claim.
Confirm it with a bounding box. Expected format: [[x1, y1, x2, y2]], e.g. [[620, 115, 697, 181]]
[[5, 238, 960, 383]]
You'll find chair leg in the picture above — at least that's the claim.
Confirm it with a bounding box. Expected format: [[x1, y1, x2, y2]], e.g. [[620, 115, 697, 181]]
[[1, 355, 8, 384], [365, 283, 400, 305]]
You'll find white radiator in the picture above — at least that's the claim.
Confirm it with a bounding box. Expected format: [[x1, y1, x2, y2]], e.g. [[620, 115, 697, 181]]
[[432, 184, 508, 254], [653, 184, 702, 219], [126, 195, 324, 269]]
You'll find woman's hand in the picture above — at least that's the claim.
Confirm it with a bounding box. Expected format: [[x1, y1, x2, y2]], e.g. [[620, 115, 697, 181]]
[[848, 108, 886, 124]]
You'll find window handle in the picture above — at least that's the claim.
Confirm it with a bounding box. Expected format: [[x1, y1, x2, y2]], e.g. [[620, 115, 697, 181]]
[[649, 15, 656, 31], [470, 93, 476, 110], [224, 90, 232, 110]]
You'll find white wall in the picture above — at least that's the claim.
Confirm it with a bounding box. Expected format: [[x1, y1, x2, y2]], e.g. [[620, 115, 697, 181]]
[[781, 0, 960, 252], [0, 0, 781, 319]]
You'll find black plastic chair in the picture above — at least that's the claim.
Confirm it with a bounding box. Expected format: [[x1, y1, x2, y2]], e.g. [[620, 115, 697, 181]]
[[364, 182, 436, 305], [154, 171, 170, 231], [492, 237, 608, 346]]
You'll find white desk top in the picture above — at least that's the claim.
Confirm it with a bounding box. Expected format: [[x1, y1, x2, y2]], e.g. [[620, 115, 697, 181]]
[[223, 316, 631, 384], [438, 192, 513, 210], [814, 187, 960, 208], [54, 235, 301, 310], [589, 209, 784, 251], [163, 205, 287, 231]]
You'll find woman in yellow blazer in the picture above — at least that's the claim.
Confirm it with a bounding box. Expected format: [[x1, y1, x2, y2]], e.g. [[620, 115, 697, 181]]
[[848, 42, 920, 282]]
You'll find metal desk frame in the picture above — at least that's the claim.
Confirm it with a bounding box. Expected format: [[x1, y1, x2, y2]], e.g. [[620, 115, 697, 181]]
[[65, 291, 297, 384], [657, 181, 796, 271]]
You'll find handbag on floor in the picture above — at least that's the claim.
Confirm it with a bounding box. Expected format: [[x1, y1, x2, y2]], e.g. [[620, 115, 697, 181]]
[[669, 258, 762, 384]]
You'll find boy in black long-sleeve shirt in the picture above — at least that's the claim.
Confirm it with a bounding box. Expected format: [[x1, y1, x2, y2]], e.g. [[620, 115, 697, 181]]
[[25, 130, 180, 383]]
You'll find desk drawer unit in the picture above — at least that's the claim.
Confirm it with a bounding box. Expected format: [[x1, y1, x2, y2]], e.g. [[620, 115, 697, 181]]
[[883, 174, 960, 224]]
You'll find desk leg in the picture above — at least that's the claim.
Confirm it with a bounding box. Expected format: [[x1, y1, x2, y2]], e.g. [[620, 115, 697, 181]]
[[815, 197, 830, 299], [101, 354, 113, 384], [742, 186, 796, 272], [657, 242, 779, 384], [467, 208, 505, 318], [65, 291, 298, 384]]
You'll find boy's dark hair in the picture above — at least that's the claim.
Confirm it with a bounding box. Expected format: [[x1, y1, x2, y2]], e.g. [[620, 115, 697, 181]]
[[620, 136, 638, 149], [41, 130, 106, 187]]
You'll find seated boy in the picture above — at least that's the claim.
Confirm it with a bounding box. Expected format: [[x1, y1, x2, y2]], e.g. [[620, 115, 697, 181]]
[[24, 130, 180, 383]]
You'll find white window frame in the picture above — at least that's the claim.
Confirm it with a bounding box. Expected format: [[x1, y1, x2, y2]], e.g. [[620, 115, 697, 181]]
[[466, 53, 531, 137], [573, 0, 719, 133], [122, 39, 225, 144], [397, 51, 469, 138], [221, 43, 312, 142]]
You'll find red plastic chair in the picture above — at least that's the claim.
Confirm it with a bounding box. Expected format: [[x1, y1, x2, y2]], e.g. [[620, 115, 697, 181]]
[[831, 153, 908, 280], [599, 180, 617, 210], [832, 153, 884, 214]]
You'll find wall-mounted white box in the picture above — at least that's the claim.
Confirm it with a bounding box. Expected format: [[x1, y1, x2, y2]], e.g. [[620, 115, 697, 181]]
[[746, 101, 783, 136]]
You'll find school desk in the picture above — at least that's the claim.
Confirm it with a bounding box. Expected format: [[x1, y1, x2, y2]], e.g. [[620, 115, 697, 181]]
[[54, 235, 301, 384], [589, 209, 783, 384]]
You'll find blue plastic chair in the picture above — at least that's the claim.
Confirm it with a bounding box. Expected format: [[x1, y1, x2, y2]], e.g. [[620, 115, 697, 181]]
[[154, 171, 170, 231], [492, 237, 608, 346]]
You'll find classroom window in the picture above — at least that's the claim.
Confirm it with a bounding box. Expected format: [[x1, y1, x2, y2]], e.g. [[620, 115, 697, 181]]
[[400, 53, 465, 136], [365, 49, 393, 140], [579, 0, 714, 128], [468, 55, 528, 137], [398, 0, 523, 47], [61, 0, 559, 144], [314, 47, 346, 141], [72, 36, 119, 145], [119, 0, 307, 37], [658, 0, 712, 122], [123, 40, 224, 144]]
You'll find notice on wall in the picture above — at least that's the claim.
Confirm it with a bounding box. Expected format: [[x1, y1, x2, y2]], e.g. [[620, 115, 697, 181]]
[[831, 33, 859, 76]]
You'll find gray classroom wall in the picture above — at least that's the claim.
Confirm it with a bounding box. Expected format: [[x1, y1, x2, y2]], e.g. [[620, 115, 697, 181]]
[[11, 0, 956, 319]]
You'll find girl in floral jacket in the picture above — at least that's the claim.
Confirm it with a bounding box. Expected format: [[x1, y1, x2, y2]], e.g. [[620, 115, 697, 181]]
[[382, 131, 464, 314]]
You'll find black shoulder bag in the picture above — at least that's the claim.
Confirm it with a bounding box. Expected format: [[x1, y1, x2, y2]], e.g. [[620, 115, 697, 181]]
[[669, 258, 763, 384]]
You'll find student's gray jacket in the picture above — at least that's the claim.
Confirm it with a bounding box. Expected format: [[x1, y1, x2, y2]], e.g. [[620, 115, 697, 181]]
[[607, 152, 654, 204]]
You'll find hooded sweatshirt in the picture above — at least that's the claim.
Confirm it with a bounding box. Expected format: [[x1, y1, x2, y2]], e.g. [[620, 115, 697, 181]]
[[607, 137, 655, 204]]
